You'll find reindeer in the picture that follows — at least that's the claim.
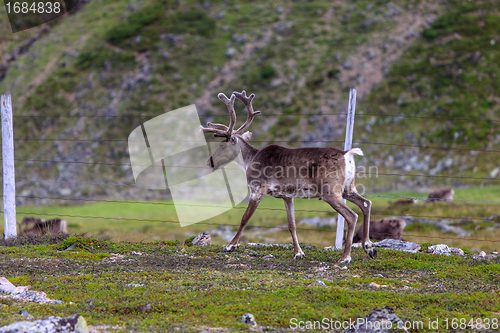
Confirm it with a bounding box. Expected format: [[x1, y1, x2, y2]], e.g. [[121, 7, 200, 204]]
[[428, 188, 454, 204], [20, 217, 68, 235], [352, 217, 406, 243], [200, 91, 377, 263], [391, 198, 417, 206]]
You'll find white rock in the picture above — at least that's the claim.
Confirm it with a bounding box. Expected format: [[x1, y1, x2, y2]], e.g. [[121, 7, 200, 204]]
[[225, 48, 236, 58], [428, 244, 450, 254], [373, 239, 421, 253], [449, 247, 465, 256]]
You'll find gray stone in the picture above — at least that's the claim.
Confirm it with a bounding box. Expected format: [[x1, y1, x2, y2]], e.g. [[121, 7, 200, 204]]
[[241, 313, 257, 326], [225, 47, 236, 58], [366, 49, 376, 60], [436, 221, 471, 237], [449, 247, 465, 256], [216, 11, 225, 20], [173, 73, 182, 81], [58, 188, 71, 196], [0, 277, 63, 305], [0, 315, 88, 333], [343, 59, 353, 70], [18, 310, 34, 320], [344, 306, 407, 333], [428, 244, 450, 254], [315, 279, 327, 287], [192, 232, 211, 246], [373, 239, 421, 253]]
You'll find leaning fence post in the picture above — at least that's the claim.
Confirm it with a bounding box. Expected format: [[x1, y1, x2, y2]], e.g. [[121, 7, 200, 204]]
[[335, 88, 357, 250], [1, 94, 17, 239]]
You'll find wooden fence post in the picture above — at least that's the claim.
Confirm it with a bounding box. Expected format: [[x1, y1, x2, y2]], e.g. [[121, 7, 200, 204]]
[[335, 88, 357, 250], [2, 94, 17, 239]]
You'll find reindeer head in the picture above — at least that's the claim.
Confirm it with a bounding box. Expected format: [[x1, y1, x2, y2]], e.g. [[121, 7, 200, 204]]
[[201, 91, 261, 170]]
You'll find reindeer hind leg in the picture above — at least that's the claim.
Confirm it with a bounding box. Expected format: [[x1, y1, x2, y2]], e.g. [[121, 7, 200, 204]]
[[343, 186, 377, 259], [322, 195, 358, 264]]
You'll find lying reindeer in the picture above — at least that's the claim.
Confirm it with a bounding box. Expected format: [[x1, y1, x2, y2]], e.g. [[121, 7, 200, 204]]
[[352, 217, 406, 243], [428, 188, 454, 204], [20, 217, 68, 235], [391, 198, 417, 206], [200, 91, 376, 263]]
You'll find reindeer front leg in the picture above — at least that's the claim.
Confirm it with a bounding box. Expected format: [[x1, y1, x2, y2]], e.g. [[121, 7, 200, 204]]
[[283, 197, 305, 259], [225, 192, 264, 252]]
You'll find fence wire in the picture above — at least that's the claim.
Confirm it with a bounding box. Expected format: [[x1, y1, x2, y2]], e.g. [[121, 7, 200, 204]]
[[3, 107, 499, 247]]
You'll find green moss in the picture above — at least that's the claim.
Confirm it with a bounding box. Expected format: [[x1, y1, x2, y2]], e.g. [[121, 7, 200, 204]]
[[184, 235, 196, 247], [0, 237, 499, 331]]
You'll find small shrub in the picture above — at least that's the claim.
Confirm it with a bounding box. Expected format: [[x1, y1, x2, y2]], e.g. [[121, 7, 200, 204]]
[[166, 10, 216, 36], [184, 235, 196, 247], [421, 28, 437, 41], [106, 4, 162, 44], [54, 236, 108, 251], [260, 64, 276, 79]]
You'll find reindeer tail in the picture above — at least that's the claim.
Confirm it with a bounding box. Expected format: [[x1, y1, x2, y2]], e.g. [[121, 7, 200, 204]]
[[346, 148, 363, 156]]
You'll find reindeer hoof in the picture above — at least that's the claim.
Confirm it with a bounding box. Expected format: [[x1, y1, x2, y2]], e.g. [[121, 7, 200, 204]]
[[364, 243, 377, 259], [293, 252, 305, 260], [224, 244, 238, 252], [338, 255, 351, 264], [368, 247, 377, 259]]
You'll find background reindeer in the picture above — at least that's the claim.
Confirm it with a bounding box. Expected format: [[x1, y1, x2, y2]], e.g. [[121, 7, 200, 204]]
[[200, 91, 377, 263], [352, 217, 407, 243], [20, 217, 68, 235], [428, 188, 454, 204]]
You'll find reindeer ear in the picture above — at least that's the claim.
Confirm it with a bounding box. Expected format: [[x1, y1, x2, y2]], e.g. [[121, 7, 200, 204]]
[[231, 137, 238, 144], [242, 131, 252, 140]]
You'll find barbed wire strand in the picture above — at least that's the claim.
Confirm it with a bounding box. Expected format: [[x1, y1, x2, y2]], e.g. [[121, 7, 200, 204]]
[[10, 194, 500, 221], [9, 137, 500, 154], [4, 157, 499, 181], [10, 112, 500, 124], [9, 178, 500, 204]]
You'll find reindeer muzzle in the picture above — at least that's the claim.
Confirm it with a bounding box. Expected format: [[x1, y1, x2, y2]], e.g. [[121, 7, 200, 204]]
[[207, 156, 216, 170]]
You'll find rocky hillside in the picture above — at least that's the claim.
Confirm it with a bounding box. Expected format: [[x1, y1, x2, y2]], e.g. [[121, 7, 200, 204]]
[[0, 0, 498, 205]]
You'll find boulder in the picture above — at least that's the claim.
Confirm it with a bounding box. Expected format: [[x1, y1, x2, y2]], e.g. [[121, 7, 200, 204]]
[[241, 313, 257, 326], [192, 232, 211, 246], [344, 306, 407, 333], [427, 244, 450, 255], [0, 315, 88, 333], [0, 277, 63, 305], [373, 239, 421, 253]]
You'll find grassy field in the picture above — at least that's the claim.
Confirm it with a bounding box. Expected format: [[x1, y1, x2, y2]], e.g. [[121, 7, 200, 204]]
[[0, 235, 499, 332], [2, 186, 500, 252]]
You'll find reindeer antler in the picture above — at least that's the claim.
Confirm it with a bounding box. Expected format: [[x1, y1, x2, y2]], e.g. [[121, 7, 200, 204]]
[[200, 93, 237, 138], [200, 90, 260, 137], [233, 90, 261, 134]]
